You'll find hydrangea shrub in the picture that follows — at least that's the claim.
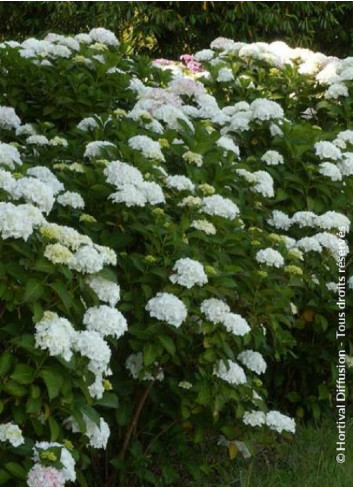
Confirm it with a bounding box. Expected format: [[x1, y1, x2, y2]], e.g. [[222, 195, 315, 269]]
[[0, 29, 352, 486]]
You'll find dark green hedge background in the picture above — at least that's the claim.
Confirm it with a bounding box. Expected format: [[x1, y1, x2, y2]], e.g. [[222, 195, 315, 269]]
[[2, 1, 353, 57]]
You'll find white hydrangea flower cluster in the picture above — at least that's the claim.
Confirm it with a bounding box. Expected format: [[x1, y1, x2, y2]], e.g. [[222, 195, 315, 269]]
[[10, 176, 55, 213], [16, 123, 36, 136], [0, 422, 24, 447], [0, 142, 22, 169], [104, 160, 143, 187], [165, 174, 195, 192], [256, 248, 285, 268], [183, 150, 203, 167], [0, 202, 45, 241], [34, 311, 77, 362], [334, 129, 353, 148], [261, 150, 284, 166], [217, 67, 234, 82], [105, 160, 165, 207], [267, 210, 292, 230], [201, 194, 240, 219], [27, 166, 64, 194], [128, 86, 194, 131], [324, 83, 348, 99], [236, 169, 274, 198], [201, 298, 251, 337], [168, 77, 206, 98], [77, 116, 99, 131], [252, 170, 275, 197], [146, 292, 187, 327], [296, 237, 323, 253], [0, 169, 15, 193], [318, 162, 342, 181], [3, 28, 116, 63], [242, 410, 266, 427], [89, 27, 119, 46], [314, 232, 349, 260], [213, 359, 247, 386], [44, 242, 73, 264], [128, 135, 165, 162], [201, 298, 230, 323], [170, 257, 208, 288], [237, 350, 267, 375], [250, 98, 284, 121], [19, 38, 71, 59], [268, 210, 350, 233], [69, 244, 116, 274], [41, 222, 92, 250], [191, 219, 216, 235], [242, 410, 295, 434], [74, 330, 111, 398], [314, 141, 342, 161], [50, 136, 68, 147], [86, 275, 120, 306], [41, 222, 117, 273], [67, 414, 110, 449], [84, 140, 115, 158], [194, 48, 214, 61], [222, 313, 252, 336], [57, 191, 85, 209], [216, 135, 240, 156], [0, 106, 21, 130], [266, 410, 296, 434], [83, 305, 127, 339], [26, 135, 49, 146]]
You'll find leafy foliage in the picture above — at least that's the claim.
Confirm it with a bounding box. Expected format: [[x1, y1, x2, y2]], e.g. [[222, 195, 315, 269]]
[[0, 27, 352, 487], [2, 2, 353, 57]]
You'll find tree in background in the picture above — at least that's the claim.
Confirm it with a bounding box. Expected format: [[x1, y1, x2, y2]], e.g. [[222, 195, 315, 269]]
[[1, 1, 353, 57]]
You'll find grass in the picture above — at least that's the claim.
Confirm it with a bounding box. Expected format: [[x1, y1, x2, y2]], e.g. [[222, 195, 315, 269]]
[[232, 418, 353, 487], [137, 416, 353, 486]]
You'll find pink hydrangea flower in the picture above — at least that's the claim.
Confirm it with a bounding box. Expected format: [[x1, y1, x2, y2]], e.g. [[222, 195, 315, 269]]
[[27, 464, 65, 487], [180, 54, 203, 73]]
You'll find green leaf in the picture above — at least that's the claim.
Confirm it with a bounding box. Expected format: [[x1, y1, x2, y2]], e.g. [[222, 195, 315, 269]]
[[23, 279, 44, 303], [95, 392, 119, 408], [26, 396, 42, 414], [30, 384, 41, 399], [33, 258, 55, 274], [0, 351, 13, 377], [50, 281, 73, 312], [48, 415, 61, 441], [0, 470, 11, 485], [3, 380, 27, 397], [286, 391, 302, 403], [143, 343, 159, 367], [32, 302, 44, 323], [75, 401, 101, 425], [11, 364, 35, 385], [158, 335, 176, 356], [11, 334, 36, 353], [4, 463, 26, 480], [39, 368, 64, 400], [76, 469, 89, 487]]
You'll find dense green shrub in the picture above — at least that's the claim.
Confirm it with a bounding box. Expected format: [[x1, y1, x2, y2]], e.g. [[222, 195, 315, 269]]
[[0, 29, 352, 486], [2, 2, 353, 57]]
